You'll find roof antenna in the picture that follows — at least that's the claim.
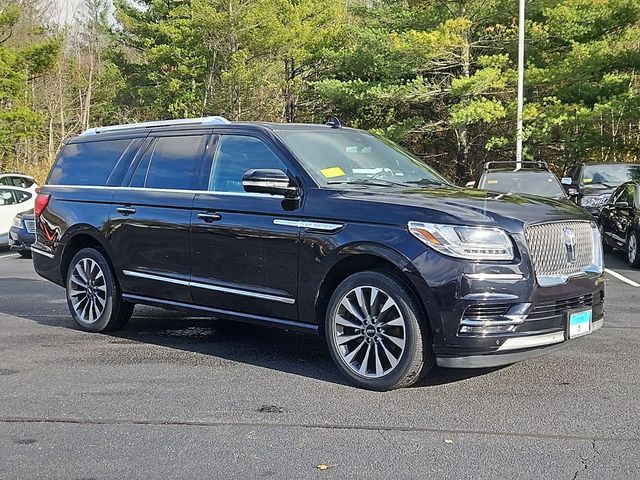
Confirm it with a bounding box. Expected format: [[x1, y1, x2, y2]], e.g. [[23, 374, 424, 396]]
[[325, 116, 342, 128]]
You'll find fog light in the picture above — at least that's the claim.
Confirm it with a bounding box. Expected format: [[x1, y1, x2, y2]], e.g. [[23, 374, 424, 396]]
[[459, 325, 514, 335]]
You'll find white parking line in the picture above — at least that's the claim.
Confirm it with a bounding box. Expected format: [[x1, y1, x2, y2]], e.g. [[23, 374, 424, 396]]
[[0, 253, 19, 260], [605, 268, 640, 287]]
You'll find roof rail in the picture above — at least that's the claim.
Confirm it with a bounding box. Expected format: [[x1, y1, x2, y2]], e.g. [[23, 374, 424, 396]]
[[80, 116, 231, 136], [483, 160, 550, 172]]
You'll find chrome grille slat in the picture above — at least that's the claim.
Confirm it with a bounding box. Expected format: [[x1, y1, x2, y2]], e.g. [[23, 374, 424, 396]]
[[525, 221, 595, 279]]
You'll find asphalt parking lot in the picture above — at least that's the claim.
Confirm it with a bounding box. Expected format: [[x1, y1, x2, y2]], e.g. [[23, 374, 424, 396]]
[[0, 250, 638, 479]]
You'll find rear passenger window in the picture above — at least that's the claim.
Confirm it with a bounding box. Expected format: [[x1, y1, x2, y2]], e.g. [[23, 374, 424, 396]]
[[49, 139, 133, 186], [130, 135, 208, 190], [15, 190, 32, 203]]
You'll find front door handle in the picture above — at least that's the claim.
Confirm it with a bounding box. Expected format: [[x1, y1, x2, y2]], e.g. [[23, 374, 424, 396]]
[[197, 212, 222, 223], [117, 206, 136, 216]]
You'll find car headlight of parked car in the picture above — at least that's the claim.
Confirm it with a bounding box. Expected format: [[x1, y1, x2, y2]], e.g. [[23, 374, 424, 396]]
[[408, 222, 514, 260], [11, 216, 23, 228], [580, 195, 610, 208]]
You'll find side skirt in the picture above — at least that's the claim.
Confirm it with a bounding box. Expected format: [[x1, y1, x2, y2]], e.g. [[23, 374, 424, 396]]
[[121, 293, 319, 335]]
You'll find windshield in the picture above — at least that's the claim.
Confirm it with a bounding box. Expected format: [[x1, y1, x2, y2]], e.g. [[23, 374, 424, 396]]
[[478, 171, 567, 199], [582, 164, 640, 186], [275, 128, 450, 187]]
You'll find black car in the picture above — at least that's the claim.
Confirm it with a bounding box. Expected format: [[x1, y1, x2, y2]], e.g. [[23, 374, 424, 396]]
[[598, 181, 640, 267], [9, 210, 35, 258], [562, 162, 640, 217], [469, 161, 568, 201], [32, 117, 604, 390]]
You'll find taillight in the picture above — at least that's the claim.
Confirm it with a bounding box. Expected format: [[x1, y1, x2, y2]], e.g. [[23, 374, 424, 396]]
[[34, 193, 50, 218]]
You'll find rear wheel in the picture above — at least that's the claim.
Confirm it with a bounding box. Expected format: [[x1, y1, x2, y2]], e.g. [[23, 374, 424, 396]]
[[65, 248, 133, 332], [325, 271, 434, 391], [628, 230, 640, 268]]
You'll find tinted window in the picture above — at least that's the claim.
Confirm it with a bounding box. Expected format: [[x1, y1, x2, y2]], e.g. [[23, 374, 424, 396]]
[[0, 189, 16, 206], [627, 184, 637, 206], [15, 190, 32, 203], [210, 135, 286, 192], [131, 135, 208, 190], [49, 139, 133, 185], [8, 176, 34, 188]]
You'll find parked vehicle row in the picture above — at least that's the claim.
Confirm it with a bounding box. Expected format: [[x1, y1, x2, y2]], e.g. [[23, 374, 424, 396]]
[[31, 116, 603, 390]]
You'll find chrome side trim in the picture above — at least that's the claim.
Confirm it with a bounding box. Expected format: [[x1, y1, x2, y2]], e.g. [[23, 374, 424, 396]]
[[31, 246, 55, 259], [122, 270, 189, 286], [497, 331, 565, 351], [462, 293, 519, 301], [465, 273, 525, 281], [189, 280, 295, 304], [273, 219, 343, 232], [122, 270, 295, 304]]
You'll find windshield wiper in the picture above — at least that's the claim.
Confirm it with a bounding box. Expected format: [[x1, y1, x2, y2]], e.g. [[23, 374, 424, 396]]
[[327, 178, 410, 187], [589, 181, 615, 188], [404, 178, 447, 187]]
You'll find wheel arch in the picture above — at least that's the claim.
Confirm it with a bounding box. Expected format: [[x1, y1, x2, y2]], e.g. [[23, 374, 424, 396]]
[[313, 243, 433, 337], [59, 225, 113, 283]]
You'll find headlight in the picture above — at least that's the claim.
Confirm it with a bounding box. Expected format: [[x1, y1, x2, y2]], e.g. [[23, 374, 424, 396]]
[[580, 195, 608, 208], [408, 222, 514, 260], [11, 216, 23, 228]]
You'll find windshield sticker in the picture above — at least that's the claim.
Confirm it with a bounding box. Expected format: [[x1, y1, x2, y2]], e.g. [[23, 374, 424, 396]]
[[321, 167, 346, 178], [583, 177, 593, 183], [487, 179, 498, 184]]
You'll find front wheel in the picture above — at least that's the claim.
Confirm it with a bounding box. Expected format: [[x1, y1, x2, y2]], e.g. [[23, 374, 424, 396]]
[[628, 230, 640, 268], [325, 271, 434, 391], [65, 247, 133, 332]]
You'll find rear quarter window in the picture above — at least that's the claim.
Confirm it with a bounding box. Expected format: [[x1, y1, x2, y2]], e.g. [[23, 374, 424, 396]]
[[48, 139, 134, 186]]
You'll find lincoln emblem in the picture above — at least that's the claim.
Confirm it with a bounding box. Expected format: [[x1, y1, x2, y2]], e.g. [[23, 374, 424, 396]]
[[563, 227, 577, 264]]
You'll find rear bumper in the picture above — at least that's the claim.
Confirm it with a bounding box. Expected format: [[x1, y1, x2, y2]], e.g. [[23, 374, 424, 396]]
[[436, 317, 603, 368]]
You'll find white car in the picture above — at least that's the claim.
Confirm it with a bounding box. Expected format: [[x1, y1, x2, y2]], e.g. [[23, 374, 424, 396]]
[[0, 186, 35, 247], [0, 173, 39, 194]]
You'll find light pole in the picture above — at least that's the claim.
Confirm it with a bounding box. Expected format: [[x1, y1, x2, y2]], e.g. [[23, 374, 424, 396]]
[[515, 0, 526, 169]]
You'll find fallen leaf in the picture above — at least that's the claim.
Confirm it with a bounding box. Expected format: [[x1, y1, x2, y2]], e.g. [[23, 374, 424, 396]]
[[316, 464, 331, 470], [444, 439, 454, 444]]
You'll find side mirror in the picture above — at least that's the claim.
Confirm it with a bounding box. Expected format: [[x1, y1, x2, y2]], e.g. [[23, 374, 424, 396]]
[[561, 177, 573, 186], [465, 181, 475, 188], [614, 201, 631, 209], [242, 169, 298, 198]]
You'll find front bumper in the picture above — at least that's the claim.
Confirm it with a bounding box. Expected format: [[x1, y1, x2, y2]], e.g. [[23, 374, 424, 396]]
[[437, 317, 603, 368], [409, 229, 605, 369], [8, 227, 34, 252]]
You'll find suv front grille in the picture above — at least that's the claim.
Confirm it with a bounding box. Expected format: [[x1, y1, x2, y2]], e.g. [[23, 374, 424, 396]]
[[525, 221, 595, 278]]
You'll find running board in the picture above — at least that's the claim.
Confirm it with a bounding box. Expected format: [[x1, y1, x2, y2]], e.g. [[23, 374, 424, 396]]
[[121, 293, 318, 334]]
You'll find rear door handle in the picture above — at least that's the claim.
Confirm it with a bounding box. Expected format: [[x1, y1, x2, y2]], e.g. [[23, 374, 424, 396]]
[[197, 212, 222, 223], [117, 206, 136, 216]]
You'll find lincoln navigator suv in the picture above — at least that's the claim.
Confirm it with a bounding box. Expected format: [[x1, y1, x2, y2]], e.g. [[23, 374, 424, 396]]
[[32, 116, 605, 390]]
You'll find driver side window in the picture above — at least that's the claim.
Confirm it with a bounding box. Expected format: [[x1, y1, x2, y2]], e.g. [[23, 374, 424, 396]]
[[209, 135, 287, 193]]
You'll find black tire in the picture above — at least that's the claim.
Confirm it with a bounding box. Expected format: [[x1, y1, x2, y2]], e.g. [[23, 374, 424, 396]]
[[18, 251, 32, 259], [599, 225, 613, 253], [324, 270, 434, 391], [627, 230, 640, 268], [65, 247, 133, 332]]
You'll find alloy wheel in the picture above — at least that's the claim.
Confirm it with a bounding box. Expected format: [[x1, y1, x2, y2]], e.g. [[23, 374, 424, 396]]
[[68, 258, 107, 323], [332, 285, 406, 378]]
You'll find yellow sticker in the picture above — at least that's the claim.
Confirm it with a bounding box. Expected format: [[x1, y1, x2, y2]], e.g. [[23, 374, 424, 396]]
[[487, 179, 498, 184], [320, 167, 346, 178], [583, 177, 593, 183]]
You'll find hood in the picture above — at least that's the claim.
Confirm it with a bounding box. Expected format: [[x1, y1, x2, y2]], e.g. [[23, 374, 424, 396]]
[[338, 186, 593, 232], [581, 184, 616, 197]]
